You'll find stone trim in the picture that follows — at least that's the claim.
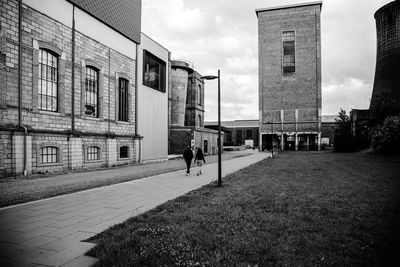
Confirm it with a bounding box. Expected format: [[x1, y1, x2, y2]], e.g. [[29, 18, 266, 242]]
[[37, 40, 63, 56], [36, 142, 63, 167], [32, 39, 66, 114]]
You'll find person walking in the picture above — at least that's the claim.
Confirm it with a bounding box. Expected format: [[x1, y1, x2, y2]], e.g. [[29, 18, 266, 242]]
[[183, 146, 194, 176], [194, 147, 206, 176]]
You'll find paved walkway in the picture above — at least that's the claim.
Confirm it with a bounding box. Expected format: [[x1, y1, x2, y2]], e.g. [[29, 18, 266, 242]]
[[0, 151, 269, 266]]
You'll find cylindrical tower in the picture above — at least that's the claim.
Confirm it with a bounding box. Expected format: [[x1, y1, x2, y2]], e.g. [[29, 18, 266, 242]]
[[169, 60, 194, 126], [370, 0, 400, 117]]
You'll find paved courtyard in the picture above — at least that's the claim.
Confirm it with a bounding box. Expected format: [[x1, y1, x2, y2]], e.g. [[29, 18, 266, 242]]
[[0, 151, 268, 266]]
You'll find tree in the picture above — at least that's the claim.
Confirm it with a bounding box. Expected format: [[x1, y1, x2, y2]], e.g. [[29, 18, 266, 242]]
[[333, 109, 356, 152]]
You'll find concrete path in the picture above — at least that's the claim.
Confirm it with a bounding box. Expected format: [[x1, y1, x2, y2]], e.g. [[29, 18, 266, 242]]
[[0, 151, 268, 266]]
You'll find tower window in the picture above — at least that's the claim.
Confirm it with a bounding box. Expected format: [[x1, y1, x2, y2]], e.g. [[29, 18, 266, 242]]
[[282, 31, 295, 74]]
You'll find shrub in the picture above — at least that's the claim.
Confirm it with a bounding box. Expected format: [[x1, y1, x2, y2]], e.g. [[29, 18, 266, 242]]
[[369, 115, 400, 154]]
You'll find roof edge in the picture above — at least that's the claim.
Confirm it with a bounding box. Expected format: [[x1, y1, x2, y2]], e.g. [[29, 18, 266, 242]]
[[256, 1, 322, 15]]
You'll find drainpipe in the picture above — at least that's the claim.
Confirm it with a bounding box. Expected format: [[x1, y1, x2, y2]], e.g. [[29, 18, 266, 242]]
[[18, 0, 27, 176], [71, 6, 75, 133], [135, 43, 141, 163], [108, 47, 111, 134]]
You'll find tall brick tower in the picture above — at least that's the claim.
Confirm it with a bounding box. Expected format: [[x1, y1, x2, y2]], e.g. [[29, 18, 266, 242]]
[[256, 1, 322, 151]]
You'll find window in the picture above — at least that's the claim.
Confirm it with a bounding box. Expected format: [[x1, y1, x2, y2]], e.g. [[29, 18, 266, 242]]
[[41, 146, 58, 164], [143, 50, 166, 92], [118, 78, 129, 121], [282, 31, 295, 74], [246, 129, 252, 139], [120, 146, 129, 159], [39, 49, 58, 111], [198, 115, 202, 127], [87, 146, 100, 161], [236, 130, 243, 145], [85, 66, 98, 117], [197, 84, 202, 105]]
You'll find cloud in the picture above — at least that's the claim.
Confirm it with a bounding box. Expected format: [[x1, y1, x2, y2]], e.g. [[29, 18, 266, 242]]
[[142, 0, 393, 121], [322, 78, 373, 115]]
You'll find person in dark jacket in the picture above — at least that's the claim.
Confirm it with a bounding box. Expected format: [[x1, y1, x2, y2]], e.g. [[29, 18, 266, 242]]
[[183, 146, 194, 176], [194, 147, 206, 176]]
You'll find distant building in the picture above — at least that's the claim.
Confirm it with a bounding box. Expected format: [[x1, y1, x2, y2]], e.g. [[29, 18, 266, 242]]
[[168, 60, 219, 155], [205, 120, 259, 147], [370, 0, 400, 122], [256, 1, 322, 151], [321, 115, 338, 146]]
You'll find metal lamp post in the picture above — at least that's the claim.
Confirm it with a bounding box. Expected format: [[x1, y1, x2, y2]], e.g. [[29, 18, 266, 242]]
[[201, 70, 222, 187]]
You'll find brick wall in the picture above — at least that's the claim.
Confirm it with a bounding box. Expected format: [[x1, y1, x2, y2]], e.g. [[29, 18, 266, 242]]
[[258, 3, 321, 134], [0, 0, 139, 176]]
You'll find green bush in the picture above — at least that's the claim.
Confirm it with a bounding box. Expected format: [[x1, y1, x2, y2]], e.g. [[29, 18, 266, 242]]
[[370, 115, 400, 154]]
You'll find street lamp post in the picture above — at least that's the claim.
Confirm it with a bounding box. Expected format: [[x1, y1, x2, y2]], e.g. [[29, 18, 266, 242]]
[[201, 70, 222, 187]]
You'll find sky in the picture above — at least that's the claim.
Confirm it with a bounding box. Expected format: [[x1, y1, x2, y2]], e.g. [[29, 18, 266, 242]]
[[142, 0, 393, 121]]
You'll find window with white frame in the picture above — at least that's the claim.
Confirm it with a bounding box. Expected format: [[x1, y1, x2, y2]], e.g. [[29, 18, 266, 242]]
[[38, 49, 58, 111], [87, 146, 100, 161], [85, 66, 99, 117]]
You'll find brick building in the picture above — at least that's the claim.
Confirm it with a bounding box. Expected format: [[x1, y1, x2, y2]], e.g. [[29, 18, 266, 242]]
[[205, 120, 259, 147], [256, 1, 322, 151], [0, 0, 142, 176]]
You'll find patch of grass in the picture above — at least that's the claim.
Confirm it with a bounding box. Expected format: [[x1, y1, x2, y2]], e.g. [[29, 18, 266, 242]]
[[87, 152, 400, 266]]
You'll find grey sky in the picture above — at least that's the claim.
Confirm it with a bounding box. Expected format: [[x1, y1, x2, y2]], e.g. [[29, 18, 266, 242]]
[[142, 0, 393, 121]]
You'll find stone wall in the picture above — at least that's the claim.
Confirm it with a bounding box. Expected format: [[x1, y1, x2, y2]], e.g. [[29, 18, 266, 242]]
[[0, 0, 139, 176]]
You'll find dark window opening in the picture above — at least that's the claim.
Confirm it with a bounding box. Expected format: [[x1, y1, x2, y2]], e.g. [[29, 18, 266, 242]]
[[143, 50, 166, 92], [282, 31, 295, 74], [197, 84, 202, 105], [85, 66, 98, 117], [246, 129, 253, 139], [120, 146, 129, 158], [119, 78, 129, 121], [39, 49, 58, 111]]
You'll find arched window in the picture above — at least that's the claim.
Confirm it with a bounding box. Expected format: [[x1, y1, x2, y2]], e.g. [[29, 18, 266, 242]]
[[198, 114, 202, 127], [85, 66, 99, 117], [87, 146, 100, 161], [41, 146, 58, 163], [39, 49, 58, 111], [120, 146, 129, 158]]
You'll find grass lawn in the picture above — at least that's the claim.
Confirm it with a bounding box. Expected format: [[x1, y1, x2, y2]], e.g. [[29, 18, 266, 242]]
[[86, 151, 400, 266]]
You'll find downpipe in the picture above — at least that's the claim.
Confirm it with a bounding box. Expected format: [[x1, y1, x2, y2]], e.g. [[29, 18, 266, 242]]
[[18, 0, 27, 176]]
